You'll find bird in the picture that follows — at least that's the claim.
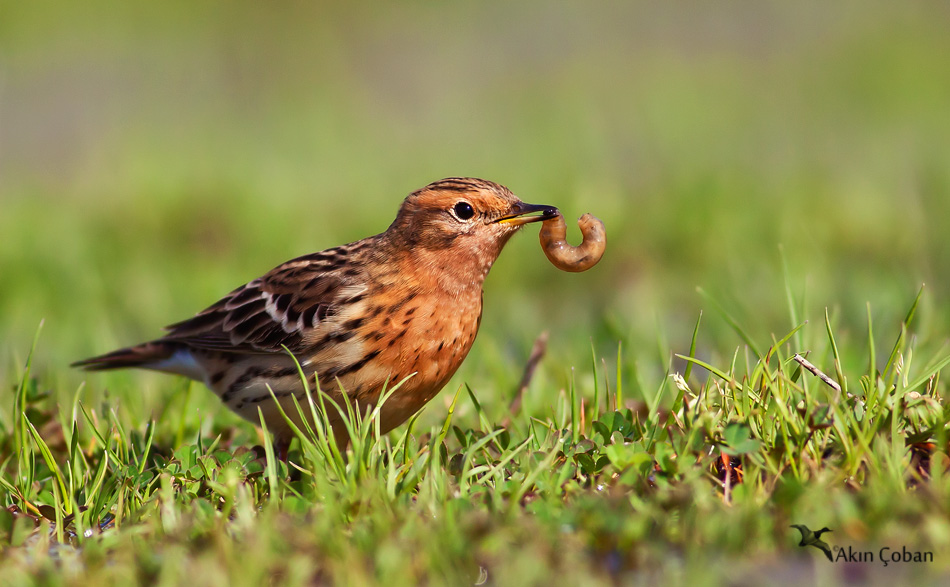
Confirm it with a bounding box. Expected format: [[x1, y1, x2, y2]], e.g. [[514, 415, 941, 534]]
[[790, 525, 834, 562], [73, 177, 558, 458]]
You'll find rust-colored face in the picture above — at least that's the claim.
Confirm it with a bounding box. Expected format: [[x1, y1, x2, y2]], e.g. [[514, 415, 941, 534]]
[[389, 177, 558, 257]]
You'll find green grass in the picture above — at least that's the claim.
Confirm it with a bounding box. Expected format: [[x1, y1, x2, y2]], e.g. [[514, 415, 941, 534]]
[[3, 1, 950, 584], [4, 293, 950, 584]]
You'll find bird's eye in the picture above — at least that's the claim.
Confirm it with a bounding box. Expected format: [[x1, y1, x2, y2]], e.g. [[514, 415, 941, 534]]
[[453, 201, 475, 221]]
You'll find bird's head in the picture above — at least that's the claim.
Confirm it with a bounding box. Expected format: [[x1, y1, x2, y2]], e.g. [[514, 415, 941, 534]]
[[386, 178, 558, 287]]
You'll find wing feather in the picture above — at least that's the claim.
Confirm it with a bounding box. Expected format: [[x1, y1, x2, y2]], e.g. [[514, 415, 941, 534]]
[[159, 251, 359, 354]]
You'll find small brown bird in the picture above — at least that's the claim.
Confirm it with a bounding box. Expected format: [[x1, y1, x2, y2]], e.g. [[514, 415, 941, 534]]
[[74, 178, 557, 456]]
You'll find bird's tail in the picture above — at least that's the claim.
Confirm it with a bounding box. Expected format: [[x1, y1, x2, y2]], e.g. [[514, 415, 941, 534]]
[[72, 341, 178, 371]]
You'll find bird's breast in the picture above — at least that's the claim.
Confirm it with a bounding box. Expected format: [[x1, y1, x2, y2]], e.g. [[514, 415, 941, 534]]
[[324, 281, 483, 429]]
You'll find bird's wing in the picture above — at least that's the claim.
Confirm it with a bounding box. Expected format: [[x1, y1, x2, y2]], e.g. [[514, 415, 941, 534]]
[[161, 249, 360, 355], [815, 540, 834, 562]]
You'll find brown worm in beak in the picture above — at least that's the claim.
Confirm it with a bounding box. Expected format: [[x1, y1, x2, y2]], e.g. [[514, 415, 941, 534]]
[[539, 212, 606, 272]]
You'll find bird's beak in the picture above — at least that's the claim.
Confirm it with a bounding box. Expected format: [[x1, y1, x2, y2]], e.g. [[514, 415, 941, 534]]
[[495, 202, 559, 226]]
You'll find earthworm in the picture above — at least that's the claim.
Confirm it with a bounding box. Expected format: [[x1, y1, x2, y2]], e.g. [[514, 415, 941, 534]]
[[539, 212, 606, 272]]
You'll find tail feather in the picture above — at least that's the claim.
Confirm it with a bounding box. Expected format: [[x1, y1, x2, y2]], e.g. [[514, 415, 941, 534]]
[[72, 342, 178, 372]]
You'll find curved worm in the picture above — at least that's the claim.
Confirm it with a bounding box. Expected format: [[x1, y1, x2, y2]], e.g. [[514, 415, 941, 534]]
[[539, 212, 606, 272]]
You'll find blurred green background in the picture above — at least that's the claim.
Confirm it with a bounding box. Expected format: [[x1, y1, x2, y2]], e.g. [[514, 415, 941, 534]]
[[2, 1, 949, 430]]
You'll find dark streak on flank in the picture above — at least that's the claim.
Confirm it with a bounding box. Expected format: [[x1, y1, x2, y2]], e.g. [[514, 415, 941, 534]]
[[343, 291, 367, 305], [342, 317, 366, 330], [268, 366, 300, 378], [222, 366, 265, 402], [310, 329, 357, 353], [330, 349, 382, 379], [386, 328, 409, 348], [388, 291, 418, 314], [330, 330, 357, 343]]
